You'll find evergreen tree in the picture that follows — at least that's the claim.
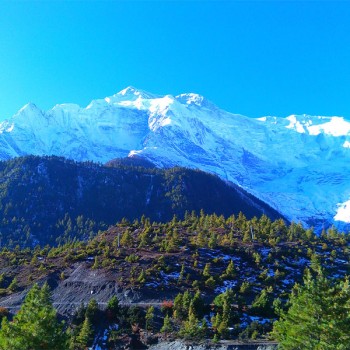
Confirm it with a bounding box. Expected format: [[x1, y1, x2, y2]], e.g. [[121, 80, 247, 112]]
[[85, 298, 98, 325], [202, 263, 211, 278], [191, 291, 205, 319], [137, 269, 147, 284], [106, 295, 120, 321], [75, 316, 93, 350], [251, 287, 274, 317], [272, 269, 350, 349], [161, 314, 173, 333], [221, 260, 235, 280], [179, 306, 202, 339], [120, 229, 133, 247], [8, 276, 18, 292], [145, 306, 155, 331], [0, 283, 68, 350]]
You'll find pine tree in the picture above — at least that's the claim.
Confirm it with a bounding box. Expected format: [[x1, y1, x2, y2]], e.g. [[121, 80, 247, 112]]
[[137, 269, 147, 284], [145, 306, 155, 331], [85, 298, 99, 326], [106, 295, 120, 322], [222, 260, 235, 280], [120, 229, 133, 247], [0, 283, 68, 350], [8, 277, 18, 292], [179, 306, 202, 339], [161, 314, 173, 333], [208, 232, 217, 248], [92, 256, 99, 269], [191, 291, 205, 319], [202, 263, 211, 278], [75, 316, 93, 350], [272, 269, 350, 349], [177, 263, 185, 284], [251, 287, 274, 317]]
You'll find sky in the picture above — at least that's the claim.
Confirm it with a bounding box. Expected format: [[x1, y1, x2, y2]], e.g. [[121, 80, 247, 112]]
[[0, 0, 349, 121]]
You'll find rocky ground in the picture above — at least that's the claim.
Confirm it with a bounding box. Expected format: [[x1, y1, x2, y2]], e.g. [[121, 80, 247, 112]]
[[147, 340, 278, 350]]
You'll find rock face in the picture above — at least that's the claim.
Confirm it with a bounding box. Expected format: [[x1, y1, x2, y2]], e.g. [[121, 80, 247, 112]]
[[1, 86, 350, 229]]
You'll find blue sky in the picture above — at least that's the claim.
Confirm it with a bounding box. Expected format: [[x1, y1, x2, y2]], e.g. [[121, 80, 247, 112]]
[[0, 1, 349, 120]]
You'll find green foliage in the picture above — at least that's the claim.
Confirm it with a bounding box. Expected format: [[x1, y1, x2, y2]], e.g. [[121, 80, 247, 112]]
[[137, 269, 147, 284], [191, 291, 206, 319], [125, 254, 139, 263], [272, 269, 350, 349], [74, 316, 93, 350], [0, 307, 9, 321], [221, 260, 236, 280], [92, 256, 99, 269], [161, 314, 173, 333], [8, 276, 18, 292], [107, 295, 120, 316], [1, 200, 350, 344], [0, 283, 68, 350], [0, 274, 5, 288], [212, 288, 237, 339], [85, 298, 99, 324], [127, 306, 145, 327], [145, 306, 155, 331], [205, 276, 216, 289], [202, 263, 211, 278], [173, 290, 193, 321], [0, 155, 280, 248], [179, 306, 205, 340], [120, 229, 133, 247], [251, 287, 274, 317]]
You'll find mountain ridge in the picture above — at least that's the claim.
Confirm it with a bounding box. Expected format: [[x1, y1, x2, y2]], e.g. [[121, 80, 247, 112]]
[[0, 155, 282, 247], [1, 87, 350, 230]]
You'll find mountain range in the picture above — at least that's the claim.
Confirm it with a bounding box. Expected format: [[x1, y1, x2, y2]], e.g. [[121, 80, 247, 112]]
[[0, 156, 281, 247], [1, 86, 350, 230]]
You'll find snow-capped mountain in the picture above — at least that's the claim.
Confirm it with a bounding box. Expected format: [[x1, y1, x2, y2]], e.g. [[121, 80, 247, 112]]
[[1, 86, 350, 230]]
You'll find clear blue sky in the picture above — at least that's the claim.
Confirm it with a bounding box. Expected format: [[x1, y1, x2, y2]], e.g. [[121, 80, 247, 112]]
[[0, 1, 349, 120]]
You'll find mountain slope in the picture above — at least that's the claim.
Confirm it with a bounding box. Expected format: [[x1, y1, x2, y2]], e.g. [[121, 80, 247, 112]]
[[1, 87, 350, 229], [0, 156, 281, 247]]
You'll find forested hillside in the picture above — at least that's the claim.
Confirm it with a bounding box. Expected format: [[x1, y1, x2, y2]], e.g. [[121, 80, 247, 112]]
[[0, 213, 349, 348], [0, 156, 281, 247]]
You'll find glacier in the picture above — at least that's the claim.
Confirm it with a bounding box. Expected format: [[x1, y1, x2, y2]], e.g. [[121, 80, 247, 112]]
[[1, 86, 350, 231]]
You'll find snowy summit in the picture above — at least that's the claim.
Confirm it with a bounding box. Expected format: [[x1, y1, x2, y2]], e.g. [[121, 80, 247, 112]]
[[1, 87, 350, 230]]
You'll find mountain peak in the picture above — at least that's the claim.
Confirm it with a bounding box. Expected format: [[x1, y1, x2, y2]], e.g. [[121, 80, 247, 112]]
[[175, 93, 215, 109], [14, 103, 42, 120], [1, 87, 350, 230], [19, 102, 40, 112], [116, 86, 159, 100], [118, 86, 139, 96]]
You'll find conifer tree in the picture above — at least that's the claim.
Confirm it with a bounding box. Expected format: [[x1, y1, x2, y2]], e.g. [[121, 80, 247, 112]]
[[272, 269, 350, 349], [106, 295, 120, 322], [179, 306, 202, 339], [191, 290, 205, 319], [202, 263, 211, 278], [75, 316, 93, 350], [137, 269, 147, 284], [120, 229, 133, 247], [161, 314, 173, 334], [222, 260, 235, 279], [145, 306, 155, 331], [0, 283, 68, 350], [8, 276, 18, 292]]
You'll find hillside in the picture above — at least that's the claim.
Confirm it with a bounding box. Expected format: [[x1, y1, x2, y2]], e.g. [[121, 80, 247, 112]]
[[0, 213, 348, 348], [0, 156, 281, 247]]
